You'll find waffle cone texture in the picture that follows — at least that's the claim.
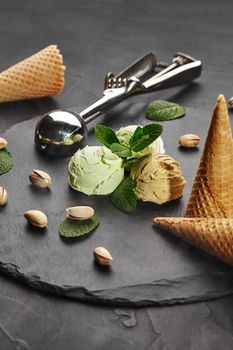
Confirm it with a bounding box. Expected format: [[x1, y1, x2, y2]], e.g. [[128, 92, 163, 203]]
[[154, 217, 233, 266], [0, 45, 65, 103], [154, 95, 233, 266], [186, 94, 233, 218]]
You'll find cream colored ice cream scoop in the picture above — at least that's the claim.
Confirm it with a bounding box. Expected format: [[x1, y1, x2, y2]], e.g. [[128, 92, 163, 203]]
[[116, 125, 165, 155]]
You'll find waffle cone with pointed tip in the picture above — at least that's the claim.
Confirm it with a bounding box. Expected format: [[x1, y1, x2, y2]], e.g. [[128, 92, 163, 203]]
[[154, 217, 233, 266], [185, 94, 233, 218], [152, 95, 233, 266], [0, 45, 65, 103]]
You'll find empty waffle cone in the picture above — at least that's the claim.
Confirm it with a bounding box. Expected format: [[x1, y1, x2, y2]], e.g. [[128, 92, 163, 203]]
[[0, 45, 65, 103], [186, 94, 233, 218], [154, 217, 233, 266]]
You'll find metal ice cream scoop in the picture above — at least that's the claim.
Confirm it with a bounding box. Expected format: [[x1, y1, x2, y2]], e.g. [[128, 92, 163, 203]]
[[35, 52, 202, 157]]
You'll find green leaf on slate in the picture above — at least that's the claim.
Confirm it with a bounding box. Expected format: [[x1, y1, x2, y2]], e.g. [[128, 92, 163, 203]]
[[59, 215, 99, 238], [110, 143, 132, 158], [122, 154, 150, 169], [111, 177, 137, 213], [95, 125, 120, 148], [146, 100, 186, 121], [129, 123, 163, 152], [0, 149, 13, 175]]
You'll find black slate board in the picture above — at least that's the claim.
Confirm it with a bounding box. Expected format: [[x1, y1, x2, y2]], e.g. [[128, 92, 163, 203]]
[[1, 107, 233, 307]]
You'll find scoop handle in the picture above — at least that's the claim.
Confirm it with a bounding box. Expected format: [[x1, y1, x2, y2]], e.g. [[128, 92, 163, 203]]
[[75, 52, 158, 123], [116, 52, 157, 80], [79, 78, 141, 124], [75, 53, 202, 123], [143, 59, 202, 92]]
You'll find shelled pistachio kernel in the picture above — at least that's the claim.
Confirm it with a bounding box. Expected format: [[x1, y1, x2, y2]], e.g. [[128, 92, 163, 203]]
[[29, 169, 51, 188], [0, 137, 7, 150], [228, 96, 233, 108], [0, 186, 7, 206], [178, 134, 200, 148], [93, 247, 113, 266], [66, 206, 95, 221], [24, 210, 48, 228]]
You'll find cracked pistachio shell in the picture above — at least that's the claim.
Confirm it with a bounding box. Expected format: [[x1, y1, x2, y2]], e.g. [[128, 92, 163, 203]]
[[93, 247, 113, 266], [0, 186, 7, 206], [0, 137, 7, 149], [66, 206, 95, 221], [24, 210, 48, 228], [29, 169, 51, 188]]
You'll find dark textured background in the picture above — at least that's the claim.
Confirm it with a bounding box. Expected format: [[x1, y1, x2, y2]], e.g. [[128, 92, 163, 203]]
[[1, 0, 233, 349]]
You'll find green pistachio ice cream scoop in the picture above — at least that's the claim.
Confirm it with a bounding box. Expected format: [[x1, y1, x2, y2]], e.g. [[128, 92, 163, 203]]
[[68, 146, 124, 195]]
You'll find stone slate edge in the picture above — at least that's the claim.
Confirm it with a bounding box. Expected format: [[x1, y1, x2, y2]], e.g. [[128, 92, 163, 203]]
[[1, 261, 233, 307]]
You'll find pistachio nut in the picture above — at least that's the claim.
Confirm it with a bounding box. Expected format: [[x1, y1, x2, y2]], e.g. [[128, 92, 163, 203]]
[[29, 169, 51, 188], [0, 137, 7, 150], [178, 134, 200, 148], [93, 246, 113, 266], [66, 206, 95, 221], [0, 186, 7, 206], [228, 96, 233, 108], [24, 210, 48, 228]]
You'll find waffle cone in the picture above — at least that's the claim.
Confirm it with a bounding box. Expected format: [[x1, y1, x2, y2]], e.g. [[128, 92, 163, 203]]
[[154, 217, 233, 266], [185, 95, 233, 218], [0, 45, 65, 103]]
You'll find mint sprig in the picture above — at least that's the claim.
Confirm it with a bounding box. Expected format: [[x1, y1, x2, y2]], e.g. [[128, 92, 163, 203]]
[[122, 154, 150, 169], [129, 124, 163, 152], [95, 123, 162, 157], [110, 143, 132, 158], [59, 215, 99, 238], [95, 125, 120, 148], [111, 177, 137, 213], [146, 100, 185, 121], [0, 149, 13, 175], [128, 126, 143, 146]]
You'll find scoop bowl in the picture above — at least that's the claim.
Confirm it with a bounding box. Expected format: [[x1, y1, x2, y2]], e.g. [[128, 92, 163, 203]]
[[35, 110, 87, 157]]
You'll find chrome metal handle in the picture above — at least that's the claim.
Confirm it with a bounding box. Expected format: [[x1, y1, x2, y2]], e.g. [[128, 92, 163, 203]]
[[79, 77, 141, 123], [143, 59, 202, 91], [77, 52, 202, 123]]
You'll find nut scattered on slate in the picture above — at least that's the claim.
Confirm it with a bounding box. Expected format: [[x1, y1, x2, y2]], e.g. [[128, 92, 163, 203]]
[[93, 247, 113, 266], [178, 134, 200, 148], [66, 206, 95, 221], [0, 137, 7, 150], [24, 210, 48, 228], [29, 169, 51, 188], [228, 97, 233, 108], [0, 186, 7, 206]]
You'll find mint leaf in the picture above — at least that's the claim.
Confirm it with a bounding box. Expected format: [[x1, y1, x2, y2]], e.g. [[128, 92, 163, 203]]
[[129, 126, 143, 147], [59, 215, 99, 238], [95, 125, 120, 148], [146, 100, 185, 121], [110, 143, 132, 158], [0, 149, 13, 175], [129, 124, 163, 152], [122, 154, 150, 169], [111, 177, 137, 213]]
